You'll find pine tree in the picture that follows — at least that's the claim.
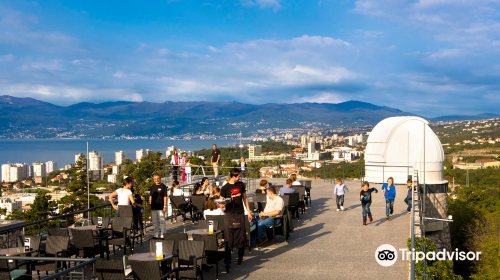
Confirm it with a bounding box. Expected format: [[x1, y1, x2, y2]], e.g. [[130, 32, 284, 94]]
[[59, 154, 100, 213]]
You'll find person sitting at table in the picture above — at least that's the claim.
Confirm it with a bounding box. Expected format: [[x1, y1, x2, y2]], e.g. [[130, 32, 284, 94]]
[[255, 179, 268, 194], [280, 179, 296, 195], [289, 174, 302, 186], [109, 177, 136, 217], [204, 197, 224, 219], [252, 186, 284, 246], [192, 183, 204, 196], [211, 187, 221, 199], [201, 177, 213, 198]]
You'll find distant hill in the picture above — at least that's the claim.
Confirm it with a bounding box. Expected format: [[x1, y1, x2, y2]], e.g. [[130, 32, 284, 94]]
[[431, 113, 500, 122], [0, 95, 424, 138]]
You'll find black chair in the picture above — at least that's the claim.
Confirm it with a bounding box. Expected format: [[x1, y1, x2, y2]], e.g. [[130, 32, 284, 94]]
[[190, 196, 206, 221], [71, 229, 109, 260], [163, 234, 187, 256], [204, 216, 224, 233], [253, 193, 267, 203], [177, 240, 206, 280], [33, 236, 70, 277], [267, 207, 292, 244], [197, 220, 219, 231], [0, 259, 26, 280], [104, 217, 140, 256], [95, 259, 132, 280], [149, 239, 175, 274], [18, 235, 41, 257], [192, 235, 226, 280], [119, 205, 144, 238], [48, 228, 69, 236], [129, 260, 179, 280], [291, 186, 306, 214], [170, 196, 192, 224], [284, 193, 300, 221]]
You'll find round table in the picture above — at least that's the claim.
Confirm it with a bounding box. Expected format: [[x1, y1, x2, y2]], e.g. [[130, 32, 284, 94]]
[[128, 252, 173, 262], [186, 229, 221, 235], [0, 247, 36, 256], [69, 225, 107, 231]]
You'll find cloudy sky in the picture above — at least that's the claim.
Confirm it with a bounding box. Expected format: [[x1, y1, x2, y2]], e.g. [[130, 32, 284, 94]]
[[1, 0, 499, 117]]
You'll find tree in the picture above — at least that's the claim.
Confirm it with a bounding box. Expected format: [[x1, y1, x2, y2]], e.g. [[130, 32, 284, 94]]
[[8, 193, 57, 235], [119, 152, 167, 194], [58, 154, 101, 213], [468, 214, 500, 280]]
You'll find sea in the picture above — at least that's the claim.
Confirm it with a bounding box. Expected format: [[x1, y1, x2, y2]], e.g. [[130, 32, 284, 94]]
[[0, 139, 234, 180]]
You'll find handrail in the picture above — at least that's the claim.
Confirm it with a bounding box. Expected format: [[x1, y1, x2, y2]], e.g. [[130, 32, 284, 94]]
[[43, 259, 96, 280], [0, 203, 111, 235]]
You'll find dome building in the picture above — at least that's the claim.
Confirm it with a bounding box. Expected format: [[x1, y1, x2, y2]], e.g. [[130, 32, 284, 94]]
[[364, 116, 447, 186]]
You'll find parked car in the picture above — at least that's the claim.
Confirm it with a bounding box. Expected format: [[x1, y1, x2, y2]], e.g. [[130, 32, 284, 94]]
[[68, 219, 90, 228]]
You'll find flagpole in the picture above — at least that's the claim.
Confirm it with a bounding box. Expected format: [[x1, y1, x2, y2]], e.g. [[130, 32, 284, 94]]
[[87, 141, 90, 210]]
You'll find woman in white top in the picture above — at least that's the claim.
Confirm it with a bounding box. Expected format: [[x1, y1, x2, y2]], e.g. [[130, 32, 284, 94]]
[[290, 173, 302, 185], [109, 177, 136, 217], [168, 180, 184, 216], [240, 157, 247, 181], [203, 197, 224, 219], [170, 149, 180, 182], [200, 177, 212, 198]]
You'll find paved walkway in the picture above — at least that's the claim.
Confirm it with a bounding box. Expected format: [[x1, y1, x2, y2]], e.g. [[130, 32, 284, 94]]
[[130, 178, 410, 280]]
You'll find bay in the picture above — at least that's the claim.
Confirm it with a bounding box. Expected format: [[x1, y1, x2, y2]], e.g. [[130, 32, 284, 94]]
[[0, 139, 234, 173]]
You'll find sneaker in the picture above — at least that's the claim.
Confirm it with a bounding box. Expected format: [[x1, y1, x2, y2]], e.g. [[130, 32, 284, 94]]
[[369, 216, 373, 222], [160, 234, 164, 239], [385, 216, 390, 220], [336, 209, 340, 212], [341, 206, 344, 211], [363, 221, 366, 226], [407, 211, 411, 214]]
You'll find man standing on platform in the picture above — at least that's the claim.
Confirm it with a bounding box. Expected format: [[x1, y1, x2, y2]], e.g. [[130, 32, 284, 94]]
[[219, 168, 253, 272], [211, 144, 221, 178], [149, 174, 168, 238]]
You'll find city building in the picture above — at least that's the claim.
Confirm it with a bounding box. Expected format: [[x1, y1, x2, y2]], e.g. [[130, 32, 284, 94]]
[[165, 146, 178, 157], [112, 165, 120, 175], [248, 145, 289, 160], [136, 149, 152, 162], [32, 161, 46, 179], [115, 151, 126, 165], [88, 151, 104, 180], [475, 159, 500, 168], [1, 164, 11, 182], [75, 153, 86, 165], [0, 198, 22, 219], [45, 161, 58, 174], [107, 174, 117, 184]]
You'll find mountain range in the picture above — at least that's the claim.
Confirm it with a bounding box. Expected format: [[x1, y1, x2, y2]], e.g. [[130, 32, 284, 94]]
[[0, 95, 497, 139]]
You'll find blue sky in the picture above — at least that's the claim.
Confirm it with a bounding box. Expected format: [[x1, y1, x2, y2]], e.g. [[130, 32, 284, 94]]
[[1, 0, 499, 117]]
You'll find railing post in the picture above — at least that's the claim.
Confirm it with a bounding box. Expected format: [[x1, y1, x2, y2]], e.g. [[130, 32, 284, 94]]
[[323, 163, 326, 182]]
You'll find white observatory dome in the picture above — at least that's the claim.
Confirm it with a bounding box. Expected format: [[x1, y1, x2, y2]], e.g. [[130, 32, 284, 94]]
[[364, 116, 447, 185]]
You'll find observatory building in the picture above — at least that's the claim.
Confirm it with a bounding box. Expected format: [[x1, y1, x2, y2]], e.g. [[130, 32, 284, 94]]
[[364, 116, 450, 250]]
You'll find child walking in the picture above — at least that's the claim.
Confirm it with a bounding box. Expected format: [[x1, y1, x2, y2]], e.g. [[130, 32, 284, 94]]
[[382, 177, 396, 220], [185, 158, 192, 184], [404, 179, 413, 214], [360, 181, 378, 226], [334, 178, 349, 211]]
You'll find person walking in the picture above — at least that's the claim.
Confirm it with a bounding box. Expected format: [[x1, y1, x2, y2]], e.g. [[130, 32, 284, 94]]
[[185, 158, 192, 184], [333, 177, 349, 211], [240, 157, 247, 182], [211, 144, 221, 178], [382, 177, 396, 220], [219, 168, 253, 272], [181, 152, 187, 183], [170, 150, 179, 182], [109, 177, 136, 217], [404, 179, 413, 214], [149, 174, 168, 238], [360, 181, 378, 226]]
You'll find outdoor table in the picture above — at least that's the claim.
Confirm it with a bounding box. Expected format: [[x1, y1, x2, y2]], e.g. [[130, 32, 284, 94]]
[[69, 225, 107, 231], [128, 252, 173, 262], [186, 229, 221, 240], [0, 247, 36, 256]]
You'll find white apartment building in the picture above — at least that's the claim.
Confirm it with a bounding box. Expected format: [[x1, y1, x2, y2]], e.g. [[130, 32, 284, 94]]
[[112, 165, 120, 175], [136, 149, 152, 162], [107, 174, 117, 184], [9, 165, 23, 182], [89, 151, 104, 180], [0, 198, 22, 219], [115, 151, 126, 165], [75, 153, 86, 164], [1, 164, 11, 182], [46, 161, 58, 174], [33, 161, 46, 178]]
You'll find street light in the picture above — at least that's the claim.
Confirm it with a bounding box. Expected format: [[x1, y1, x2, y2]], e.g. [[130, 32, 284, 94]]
[[423, 215, 453, 222]]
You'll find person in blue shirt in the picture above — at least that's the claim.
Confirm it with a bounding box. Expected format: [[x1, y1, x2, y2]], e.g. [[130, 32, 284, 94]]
[[381, 177, 396, 220], [360, 181, 378, 226], [333, 178, 349, 211], [280, 179, 296, 195]]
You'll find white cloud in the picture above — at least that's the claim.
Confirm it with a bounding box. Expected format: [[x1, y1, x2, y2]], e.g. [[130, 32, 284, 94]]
[[240, 0, 283, 12], [0, 54, 14, 62], [21, 59, 64, 71], [298, 92, 346, 103]]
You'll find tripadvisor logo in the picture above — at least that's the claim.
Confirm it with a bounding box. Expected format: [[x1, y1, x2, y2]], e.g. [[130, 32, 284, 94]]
[[375, 244, 481, 267]]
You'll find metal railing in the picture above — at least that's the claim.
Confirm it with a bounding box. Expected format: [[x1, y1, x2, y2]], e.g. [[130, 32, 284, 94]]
[[0, 256, 96, 280]]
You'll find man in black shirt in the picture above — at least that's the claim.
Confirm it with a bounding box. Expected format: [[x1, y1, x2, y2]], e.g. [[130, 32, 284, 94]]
[[211, 144, 221, 178], [220, 168, 252, 271], [360, 181, 378, 226], [149, 174, 168, 238]]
